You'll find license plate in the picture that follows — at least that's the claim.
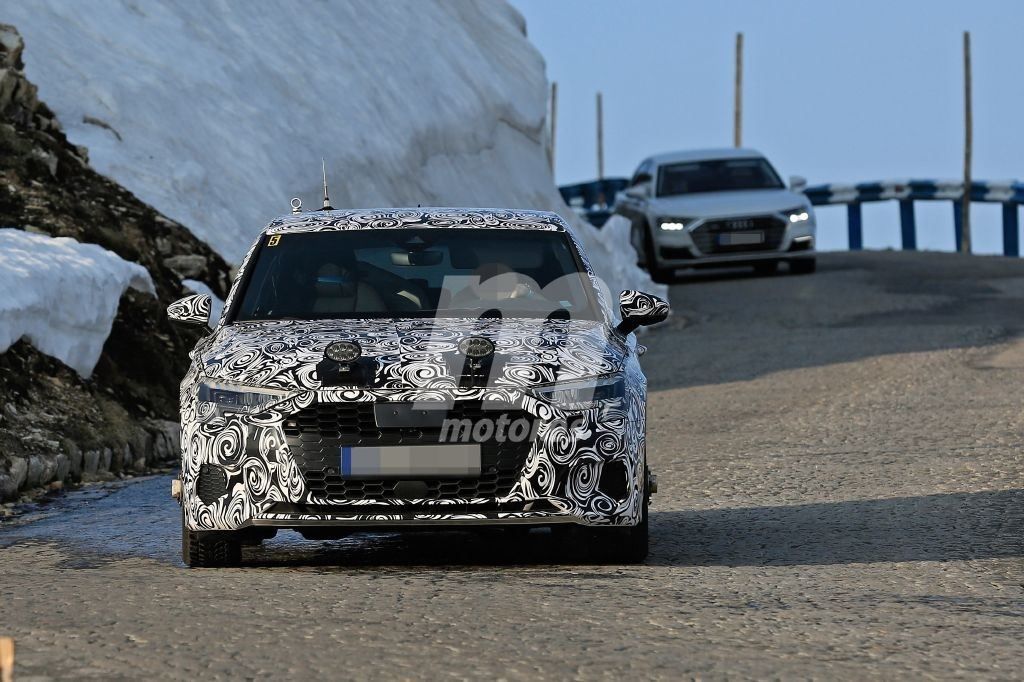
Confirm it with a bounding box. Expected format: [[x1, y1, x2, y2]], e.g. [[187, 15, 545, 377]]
[[341, 445, 481, 478], [719, 231, 764, 246]]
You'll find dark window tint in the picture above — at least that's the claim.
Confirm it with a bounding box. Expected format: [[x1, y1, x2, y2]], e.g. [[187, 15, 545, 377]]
[[233, 228, 597, 321], [656, 158, 783, 196]]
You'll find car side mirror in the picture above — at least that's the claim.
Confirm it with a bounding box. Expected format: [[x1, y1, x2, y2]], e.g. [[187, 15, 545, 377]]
[[167, 294, 212, 328], [624, 181, 651, 199], [615, 290, 670, 335], [789, 175, 807, 192]]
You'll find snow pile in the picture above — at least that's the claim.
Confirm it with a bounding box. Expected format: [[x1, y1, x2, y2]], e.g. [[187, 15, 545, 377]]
[[6, 0, 664, 301], [0, 229, 154, 377]]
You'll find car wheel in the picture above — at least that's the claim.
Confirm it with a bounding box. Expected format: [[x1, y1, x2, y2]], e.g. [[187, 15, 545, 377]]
[[642, 227, 673, 284], [753, 260, 778, 276], [586, 467, 650, 564], [181, 508, 241, 568], [790, 258, 816, 275]]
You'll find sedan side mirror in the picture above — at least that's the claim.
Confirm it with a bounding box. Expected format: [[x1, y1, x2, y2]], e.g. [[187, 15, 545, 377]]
[[616, 290, 670, 335], [789, 175, 807, 192], [167, 294, 212, 328], [623, 183, 650, 199]]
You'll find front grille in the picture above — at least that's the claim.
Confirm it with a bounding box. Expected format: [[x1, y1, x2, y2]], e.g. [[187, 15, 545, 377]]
[[659, 246, 695, 261], [282, 401, 534, 502], [691, 215, 786, 255]]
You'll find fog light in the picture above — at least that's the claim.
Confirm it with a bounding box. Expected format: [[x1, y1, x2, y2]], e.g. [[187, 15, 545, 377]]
[[598, 460, 629, 501], [196, 464, 229, 504]]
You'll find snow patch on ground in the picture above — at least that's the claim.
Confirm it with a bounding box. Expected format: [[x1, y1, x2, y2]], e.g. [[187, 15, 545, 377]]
[[0, 229, 154, 377], [7, 0, 665, 301]]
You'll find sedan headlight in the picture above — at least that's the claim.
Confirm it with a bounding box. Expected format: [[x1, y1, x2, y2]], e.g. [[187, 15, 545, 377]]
[[786, 207, 811, 223], [533, 373, 626, 411], [197, 380, 291, 415], [659, 218, 694, 231]]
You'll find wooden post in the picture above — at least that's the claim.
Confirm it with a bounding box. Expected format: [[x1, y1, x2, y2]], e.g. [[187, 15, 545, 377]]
[[961, 31, 972, 254], [734, 32, 743, 148], [548, 81, 557, 174], [596, 91, 604, 180], [0, 637, 13, 682]]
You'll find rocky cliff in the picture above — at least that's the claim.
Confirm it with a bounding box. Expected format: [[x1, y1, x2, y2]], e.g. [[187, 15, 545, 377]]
[[0, 25, 231, 504]]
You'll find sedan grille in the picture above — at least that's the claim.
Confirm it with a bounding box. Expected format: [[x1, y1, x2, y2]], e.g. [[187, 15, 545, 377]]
[[282, 401, 533, 502], [691, 215, 786, 255]]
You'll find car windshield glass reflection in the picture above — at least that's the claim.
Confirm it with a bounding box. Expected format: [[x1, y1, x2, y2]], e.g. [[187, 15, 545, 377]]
[[657, 158, 783, 196], [233, 229, 597, 321]]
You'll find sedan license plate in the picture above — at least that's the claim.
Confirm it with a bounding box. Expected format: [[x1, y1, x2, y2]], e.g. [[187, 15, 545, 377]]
[[341, 445, 481, 478], [719, 231, 764, 246]]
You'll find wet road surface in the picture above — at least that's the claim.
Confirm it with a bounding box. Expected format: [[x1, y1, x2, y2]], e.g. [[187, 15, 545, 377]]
[[2, 251, 1023, 679]]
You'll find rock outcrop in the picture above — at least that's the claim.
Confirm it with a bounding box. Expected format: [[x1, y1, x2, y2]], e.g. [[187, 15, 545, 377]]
[[0, 25, 231, 503]]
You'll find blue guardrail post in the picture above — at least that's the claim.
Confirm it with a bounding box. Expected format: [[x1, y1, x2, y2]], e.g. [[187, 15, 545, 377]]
[[953, 199, 964, 252], [1002, 203, 1019, 256], [899, 199, 917, 250], [847, 203, 863, 250]]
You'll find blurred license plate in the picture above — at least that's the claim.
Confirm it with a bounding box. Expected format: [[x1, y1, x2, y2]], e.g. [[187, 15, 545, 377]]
[[719, 231, 764, 246], [341, 445, 481, 478]]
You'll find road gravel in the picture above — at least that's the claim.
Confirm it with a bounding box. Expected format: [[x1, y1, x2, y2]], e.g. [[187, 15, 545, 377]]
[[1, 251, 1022, 680]]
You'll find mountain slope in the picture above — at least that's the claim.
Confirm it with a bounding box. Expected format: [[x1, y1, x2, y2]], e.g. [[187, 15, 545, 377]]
[[4, 0, 662, 298]]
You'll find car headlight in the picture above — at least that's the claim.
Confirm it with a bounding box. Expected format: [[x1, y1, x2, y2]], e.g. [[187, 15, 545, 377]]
[[533, 373, 625, 411], [659, 217, 694, 231], [786, 207, 811, 223], [197, 380, 291, 415]]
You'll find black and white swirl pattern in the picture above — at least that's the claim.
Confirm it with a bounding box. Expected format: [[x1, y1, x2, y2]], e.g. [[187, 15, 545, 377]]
[[177, 209, 661, 532], [167, 293, 211, 326]]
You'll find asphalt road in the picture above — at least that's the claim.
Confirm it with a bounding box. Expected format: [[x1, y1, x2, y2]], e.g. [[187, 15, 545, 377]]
[[2, 251, 1022, 680]]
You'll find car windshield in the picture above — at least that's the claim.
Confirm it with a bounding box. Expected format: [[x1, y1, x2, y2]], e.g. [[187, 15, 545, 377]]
[[656, 158, 783, 196], [232, 228, 598, 321]]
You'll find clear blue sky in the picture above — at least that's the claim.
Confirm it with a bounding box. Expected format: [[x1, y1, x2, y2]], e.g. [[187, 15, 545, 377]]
[[511, 0, 1023, 253]]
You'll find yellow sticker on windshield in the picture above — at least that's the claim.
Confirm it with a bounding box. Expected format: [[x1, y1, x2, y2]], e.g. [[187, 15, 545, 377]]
[[267, 235, 281, 247]]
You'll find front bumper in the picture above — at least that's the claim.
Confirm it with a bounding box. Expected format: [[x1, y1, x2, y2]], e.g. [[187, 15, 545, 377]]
[[180, 386, 647, 532], [652, 213, 816, 268]]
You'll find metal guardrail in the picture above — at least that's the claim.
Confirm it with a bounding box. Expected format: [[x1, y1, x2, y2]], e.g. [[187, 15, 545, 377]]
[[559, 177, 1024, 256], [803, 180, 1023, 256], [558, 178, 628, 227]]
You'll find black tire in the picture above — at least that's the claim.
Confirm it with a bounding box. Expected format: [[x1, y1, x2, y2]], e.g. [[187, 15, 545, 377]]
[[789, 257, 816, 275], [586, 467, 650, 564], [181, 509, 242, 568], [753, 260, 778, 276], [642, 227, 673, 284]]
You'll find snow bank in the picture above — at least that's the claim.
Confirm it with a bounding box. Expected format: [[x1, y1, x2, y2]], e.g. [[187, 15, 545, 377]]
[[6, 0, 664, 301], [0, 229, 154, 377]]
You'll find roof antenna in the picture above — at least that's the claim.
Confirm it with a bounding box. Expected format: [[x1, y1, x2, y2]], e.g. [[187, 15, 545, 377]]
[[320, 158, 333, 211]]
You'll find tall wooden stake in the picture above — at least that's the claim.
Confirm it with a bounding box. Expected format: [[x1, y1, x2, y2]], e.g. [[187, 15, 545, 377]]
[[548, 81, 558, 174], [734, 32, 743, 148], [596, 91, 604, 180], [0, 637, 13, 682], [961, 31, 972, 254]]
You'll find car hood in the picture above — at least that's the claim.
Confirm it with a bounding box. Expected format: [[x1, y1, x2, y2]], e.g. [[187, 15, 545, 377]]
[[197, 317, 626, 391], [648, 188, 808, 219]]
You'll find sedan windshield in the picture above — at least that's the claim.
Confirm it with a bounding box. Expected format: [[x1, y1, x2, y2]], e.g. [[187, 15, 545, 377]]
[[232, 228, 598, 321], [657, 158, 783, 196]]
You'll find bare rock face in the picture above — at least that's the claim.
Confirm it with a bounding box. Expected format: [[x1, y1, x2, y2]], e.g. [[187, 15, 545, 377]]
[[0, 25, 230, 501]]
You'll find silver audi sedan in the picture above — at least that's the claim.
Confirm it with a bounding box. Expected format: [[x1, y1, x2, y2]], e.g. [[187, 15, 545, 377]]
[[615, 148, 816, 281]]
